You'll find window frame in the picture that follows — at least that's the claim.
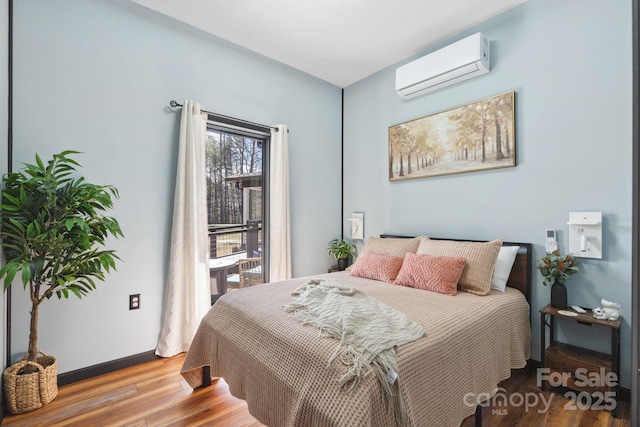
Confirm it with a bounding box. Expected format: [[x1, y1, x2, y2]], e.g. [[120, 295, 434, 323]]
[[206, 114, 271, 283]]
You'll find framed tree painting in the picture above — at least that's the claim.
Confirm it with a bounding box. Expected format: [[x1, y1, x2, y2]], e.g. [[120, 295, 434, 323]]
[[388, 91, 515, 181]]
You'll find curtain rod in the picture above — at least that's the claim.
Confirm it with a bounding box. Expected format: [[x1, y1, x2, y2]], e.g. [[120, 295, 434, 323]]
[[169, 100, 280, 132]]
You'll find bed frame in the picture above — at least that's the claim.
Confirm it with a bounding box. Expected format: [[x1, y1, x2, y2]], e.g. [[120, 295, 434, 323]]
[[381, 234, 533, 427]]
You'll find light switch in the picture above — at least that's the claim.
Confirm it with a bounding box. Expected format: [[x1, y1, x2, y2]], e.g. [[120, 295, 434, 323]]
[[568, 212, 602, 259], [349, 213, 364, 240]]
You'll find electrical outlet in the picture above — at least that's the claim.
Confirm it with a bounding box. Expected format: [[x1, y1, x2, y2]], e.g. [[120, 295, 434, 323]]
[[129, 294, 140, 310]]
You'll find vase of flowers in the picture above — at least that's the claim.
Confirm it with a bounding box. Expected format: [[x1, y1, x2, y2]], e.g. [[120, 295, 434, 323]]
[[537, 250, 580, 309]]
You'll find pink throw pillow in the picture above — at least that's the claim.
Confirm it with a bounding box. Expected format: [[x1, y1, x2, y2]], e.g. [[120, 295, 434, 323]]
[[349, 252, 404, 283], [394, 253, 466, 296]]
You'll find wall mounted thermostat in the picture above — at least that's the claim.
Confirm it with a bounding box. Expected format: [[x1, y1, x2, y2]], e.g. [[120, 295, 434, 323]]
[[545, 229, 558, 253]]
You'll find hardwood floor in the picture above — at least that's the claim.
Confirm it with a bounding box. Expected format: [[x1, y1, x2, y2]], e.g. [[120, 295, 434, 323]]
[[2, 354, 630, 426], [2, 354, 262, 427]]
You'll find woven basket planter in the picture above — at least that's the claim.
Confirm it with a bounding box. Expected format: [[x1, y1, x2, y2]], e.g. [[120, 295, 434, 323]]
[[3, 351, 58, 414]]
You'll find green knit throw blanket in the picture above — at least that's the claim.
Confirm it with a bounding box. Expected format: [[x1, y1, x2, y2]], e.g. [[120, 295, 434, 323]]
[[283, 279, 425, 426]]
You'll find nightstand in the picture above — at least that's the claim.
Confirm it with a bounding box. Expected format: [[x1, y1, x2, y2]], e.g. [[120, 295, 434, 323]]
[[539, 304, 621, 417], [327, 267, 340, 273]]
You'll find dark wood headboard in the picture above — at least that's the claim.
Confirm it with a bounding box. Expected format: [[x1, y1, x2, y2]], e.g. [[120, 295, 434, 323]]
[[380, 234, 532, 303]]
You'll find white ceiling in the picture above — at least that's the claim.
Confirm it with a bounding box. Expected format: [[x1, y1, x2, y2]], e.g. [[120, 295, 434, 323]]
[[130, 0, 528, 88]]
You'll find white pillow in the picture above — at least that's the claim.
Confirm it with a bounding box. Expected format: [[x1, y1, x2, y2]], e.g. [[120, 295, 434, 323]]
[[491, 246, 520, 292]]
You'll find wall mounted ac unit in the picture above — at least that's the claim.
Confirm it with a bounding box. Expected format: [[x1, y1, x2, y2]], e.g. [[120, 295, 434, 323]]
[[396, 32, 490, 100]]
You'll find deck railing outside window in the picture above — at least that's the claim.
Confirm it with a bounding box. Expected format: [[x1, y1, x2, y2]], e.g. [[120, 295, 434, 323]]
[[208, 221, 262, 263]]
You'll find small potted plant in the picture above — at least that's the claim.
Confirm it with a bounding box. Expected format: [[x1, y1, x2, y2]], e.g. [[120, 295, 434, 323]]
[[537, 249, 580, 309], [327, 238, 357, 271]]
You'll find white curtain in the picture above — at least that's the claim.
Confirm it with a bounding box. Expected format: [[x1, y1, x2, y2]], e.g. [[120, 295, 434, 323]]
[[269, 125, 292, 281], [156, 101, 211, 357]]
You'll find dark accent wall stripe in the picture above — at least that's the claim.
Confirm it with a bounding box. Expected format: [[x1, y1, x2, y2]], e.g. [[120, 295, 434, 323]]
[[2, 1, 13, 422], [632, 0, 639, 425], [341, 88, 344, 240], [6, 0, 10, 176]]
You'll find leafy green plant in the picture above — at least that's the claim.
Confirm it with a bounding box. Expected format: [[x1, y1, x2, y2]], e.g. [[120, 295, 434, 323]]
[[537, 249, 579, 285], [327, 238, 357, 260], [0, 151, 123, 365]]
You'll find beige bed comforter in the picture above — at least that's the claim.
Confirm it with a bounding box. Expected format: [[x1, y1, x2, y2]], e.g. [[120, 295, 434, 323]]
[[181, 271, 531, 427]]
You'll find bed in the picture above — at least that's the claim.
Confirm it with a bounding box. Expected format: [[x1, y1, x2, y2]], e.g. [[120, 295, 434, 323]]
[[181, 236, 532, 426]]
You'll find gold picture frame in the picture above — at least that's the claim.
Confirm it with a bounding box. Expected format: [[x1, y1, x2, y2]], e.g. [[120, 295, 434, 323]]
[[388, 91, 515, 181]]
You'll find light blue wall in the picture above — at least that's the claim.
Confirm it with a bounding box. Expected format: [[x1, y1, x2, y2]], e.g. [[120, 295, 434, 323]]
[[343, 0, 633, 387], [11, 0, 342, 373]]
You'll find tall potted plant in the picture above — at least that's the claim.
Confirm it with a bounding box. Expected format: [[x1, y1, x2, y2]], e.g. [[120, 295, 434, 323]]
[[328, 238, 357, 271], [0, 151, 123, 414]]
